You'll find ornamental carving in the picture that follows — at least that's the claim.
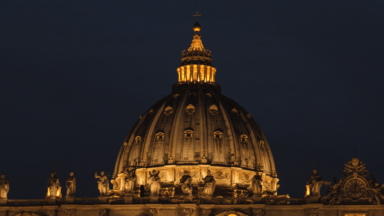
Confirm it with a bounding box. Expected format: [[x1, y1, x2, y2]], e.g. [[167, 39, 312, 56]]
[[202, 210, 211, 216], [182, 208, 194, 216], [342, 157, 368, 176], [321, 157, 384, 205], [186, 104, 195, 114], [305, 208, 319, 216], [64, 209, 75, 216], [164, 106, 173, 115], [14, 214, 39, 216], [231, 108, 239, 116], [149, 208, 158, 216], [209, 104, 218, 115], [253, 209, 265, 216], [135, 136, 141, 144]]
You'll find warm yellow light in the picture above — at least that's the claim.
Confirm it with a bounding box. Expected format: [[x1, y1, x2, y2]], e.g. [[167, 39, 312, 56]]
[[182, 67, 185, 82], [177, 67, 181, 82], [186, 65, 191, 82], [200, 65, 204, 82], [305, 184, 310, 197], [228, 214, 237, 216], [193, 65, 198, 83], [206, 66, 210, 82]]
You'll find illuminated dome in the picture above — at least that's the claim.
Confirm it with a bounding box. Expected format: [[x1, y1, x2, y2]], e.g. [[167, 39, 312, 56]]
[[113, 22, 279, 195]]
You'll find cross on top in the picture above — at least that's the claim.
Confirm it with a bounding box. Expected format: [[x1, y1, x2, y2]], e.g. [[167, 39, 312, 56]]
[[193, 11, 201, 21]]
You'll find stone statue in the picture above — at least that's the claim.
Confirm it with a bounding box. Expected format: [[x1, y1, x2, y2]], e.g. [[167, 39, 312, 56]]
[[307, 169, 323, 197], [95, 171, 109, 197], [180, 171, 193, 196], [250, 171, 263, 196], [202, 170, 216, 197], [0, 175, 9, 199], [66, 172, 76, 198], [47, 172, 61, 199], [321, 175, 343, 205], [367, 173, 384, 205], [124, 168, 137, 195], [147, 170, 161, 196], [201, 155, 207, 163]]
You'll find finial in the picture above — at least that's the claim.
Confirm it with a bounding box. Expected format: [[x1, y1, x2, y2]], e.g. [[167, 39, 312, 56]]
[[193, 12, 202, 32], [193, 11, 201, 21]]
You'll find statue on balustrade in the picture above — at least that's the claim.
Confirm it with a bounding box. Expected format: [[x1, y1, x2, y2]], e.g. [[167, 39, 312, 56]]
[[180, 171, 193, 196], [124, 168, 137, 195], [250, 171, 263, 197], [147, 170, 161, 197], [367, 173, 384, 205], [66, 172, 76, 198], [95, 170, 109, 197], [0, 175, 9, 199], [202, 170, 216, 197], [307, 169, 323, 197], [47, 172, 61, 199]]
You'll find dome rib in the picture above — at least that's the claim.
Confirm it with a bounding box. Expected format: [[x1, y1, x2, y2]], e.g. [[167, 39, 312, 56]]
[[140, 102, 167, 166], [169, 90, 190, 162]]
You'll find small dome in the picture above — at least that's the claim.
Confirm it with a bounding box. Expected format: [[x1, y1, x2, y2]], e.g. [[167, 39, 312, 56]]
[[193, 21, 201, 32]]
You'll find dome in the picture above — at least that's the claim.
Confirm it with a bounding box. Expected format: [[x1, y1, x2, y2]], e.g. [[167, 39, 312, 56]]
[[113, 22, 279, 195]]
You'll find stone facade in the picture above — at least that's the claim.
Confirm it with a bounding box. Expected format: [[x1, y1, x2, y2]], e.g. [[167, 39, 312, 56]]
[[0, 204, 383, 216]]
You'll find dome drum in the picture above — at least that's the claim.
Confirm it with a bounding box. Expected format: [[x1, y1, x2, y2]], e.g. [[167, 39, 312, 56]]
[[112, 165, 279, 198]]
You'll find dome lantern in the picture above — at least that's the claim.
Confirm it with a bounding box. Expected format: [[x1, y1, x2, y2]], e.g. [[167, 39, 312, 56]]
[[178, 14, 216, 84]]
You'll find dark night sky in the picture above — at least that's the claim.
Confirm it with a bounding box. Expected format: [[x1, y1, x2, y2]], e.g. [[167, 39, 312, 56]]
[[1, 1, 384, 199]]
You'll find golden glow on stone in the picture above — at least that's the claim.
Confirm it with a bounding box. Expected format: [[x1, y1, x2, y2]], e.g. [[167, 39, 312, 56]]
[[200, 65, 204, 82], [177, 68, 181, 82], [182, 67, 185, 81], [176, 24, 217, 84], [188, 34, 205, 53], [206, 66, 210, 82], [193, 65, 197, 83], [186, 65, 191, 81], [305, 184, 310, 197]]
